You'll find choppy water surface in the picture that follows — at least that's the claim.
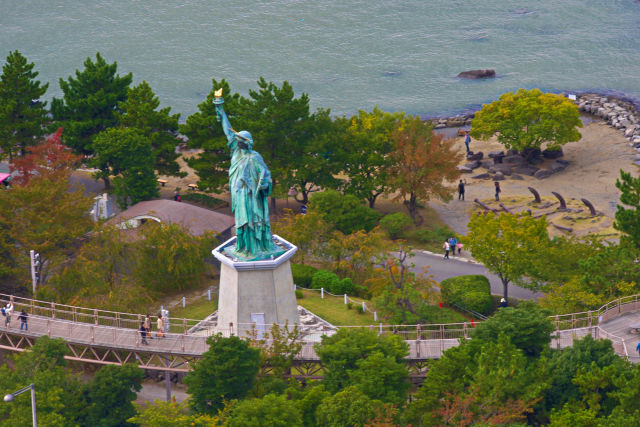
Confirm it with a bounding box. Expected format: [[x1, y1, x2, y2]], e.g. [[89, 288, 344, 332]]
[[1, 1, 639, 118]]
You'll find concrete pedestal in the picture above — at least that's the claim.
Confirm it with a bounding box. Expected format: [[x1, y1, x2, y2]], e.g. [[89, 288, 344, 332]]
[[212, 235, 298, 337]]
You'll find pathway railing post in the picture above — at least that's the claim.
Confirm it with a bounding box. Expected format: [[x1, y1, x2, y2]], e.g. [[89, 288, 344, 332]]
[[181, 335, 185, 352], [94, 309, 98, 325], [90, 326, 95, 344], [555, 315, 560, 349], [183, 319, 187, 334], [51, 302, 55, 319]]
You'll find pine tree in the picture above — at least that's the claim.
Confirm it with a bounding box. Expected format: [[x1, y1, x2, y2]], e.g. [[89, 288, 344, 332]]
[[51, 52, 132, 155], [117, 81, 185, 177], [0, 50, 49, 161]]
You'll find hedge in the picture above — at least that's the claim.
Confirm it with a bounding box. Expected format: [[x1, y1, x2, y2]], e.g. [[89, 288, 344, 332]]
[[291, 264, 318, 288], [440, 275, 493, 315]]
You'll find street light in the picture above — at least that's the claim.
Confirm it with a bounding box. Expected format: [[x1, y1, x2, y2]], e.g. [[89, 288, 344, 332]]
[[4, 383, 37, 426]]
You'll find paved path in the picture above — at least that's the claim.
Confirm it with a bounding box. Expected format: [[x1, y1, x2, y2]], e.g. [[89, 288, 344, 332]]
[[410, 250, 542, 300]]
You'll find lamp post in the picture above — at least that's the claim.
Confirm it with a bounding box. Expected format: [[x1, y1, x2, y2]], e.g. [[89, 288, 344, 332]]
[[4, 383, 37, 426]]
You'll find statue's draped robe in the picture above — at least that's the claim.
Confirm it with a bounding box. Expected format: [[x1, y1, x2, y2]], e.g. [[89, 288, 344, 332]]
[[228, 137, 274, 254], [216, 104, 277, 257]]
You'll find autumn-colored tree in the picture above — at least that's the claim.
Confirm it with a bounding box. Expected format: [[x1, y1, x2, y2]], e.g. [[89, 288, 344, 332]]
[[470, 88, 582, 157], [325, 227, 388, 287], [371, 245, 437, 323], [272, 209, 332, 265], [10, 128, 82, 186], [389, 116, 462, 224], [466, 212, 551, 300]]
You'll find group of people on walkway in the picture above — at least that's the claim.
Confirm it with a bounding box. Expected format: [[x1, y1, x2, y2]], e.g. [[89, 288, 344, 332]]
[[2, 301, 30, 331], [139, 311, 169, 345], [443, 236, 463, 259]]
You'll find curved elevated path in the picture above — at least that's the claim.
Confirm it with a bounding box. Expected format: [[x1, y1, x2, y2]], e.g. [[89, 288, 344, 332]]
[[0, 293, 637, 377]]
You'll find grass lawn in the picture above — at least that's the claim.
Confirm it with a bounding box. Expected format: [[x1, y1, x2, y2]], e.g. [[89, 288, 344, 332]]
[[297, 289, 377, 326], [170, 297, 218, 320]]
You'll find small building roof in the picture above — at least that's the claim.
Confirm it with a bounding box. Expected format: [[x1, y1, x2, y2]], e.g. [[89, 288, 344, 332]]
[[107, 199, 234, 236]]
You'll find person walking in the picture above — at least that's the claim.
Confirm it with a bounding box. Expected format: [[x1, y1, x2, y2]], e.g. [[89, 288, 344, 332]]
[[458, 179, 465, 201], [637, 341, 640, 357], [450, 237, 458, 257], [139, 322, 149, 345], [157, 314, 165, 338], [18, 309, 28, 331], [144, 314, 152, 339], [5, 301, 14, 328], [443, 240, 450, 259], [495, 181, 501, 201], [464, 131, 471, 154]]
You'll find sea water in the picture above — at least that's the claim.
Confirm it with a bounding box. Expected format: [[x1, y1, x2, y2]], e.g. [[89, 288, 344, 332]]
[[1, 0, 639, 118]]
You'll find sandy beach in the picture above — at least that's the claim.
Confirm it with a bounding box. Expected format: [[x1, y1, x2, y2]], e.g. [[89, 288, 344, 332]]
[[430, 119, 636, 236]]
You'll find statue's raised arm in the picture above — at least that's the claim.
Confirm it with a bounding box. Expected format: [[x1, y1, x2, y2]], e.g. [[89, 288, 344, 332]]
[[214, 89, 234, 142]]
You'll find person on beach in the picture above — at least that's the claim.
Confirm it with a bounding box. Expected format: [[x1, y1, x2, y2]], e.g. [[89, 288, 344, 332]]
[[18, 309, 28, 331], [458, 179, 465, 200], [495, 181, 501, 201], [464, 131, 471, 153], [443, 240, 450, 259]]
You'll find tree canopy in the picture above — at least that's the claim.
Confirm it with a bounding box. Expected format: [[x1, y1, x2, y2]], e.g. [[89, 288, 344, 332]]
[[470, 88, 582, 154], [51, 52, 132, 155], [0, 50, 49, 160], [389, 115, 462, 224]]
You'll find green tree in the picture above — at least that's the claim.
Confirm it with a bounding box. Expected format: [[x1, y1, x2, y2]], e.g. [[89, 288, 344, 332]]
[[241, 78, 312, 211], [81, 364, 143, 427], [614, 170, 640, 250], [310, 189, 381, 234], [117, 80, 185, 177], [0, 50, 48, 160], [183, 334, 261, 414], [129, 400, 220, 426], [389, 115, 462, 224], [470, 305, 554, 358], [0, 336, 85, 425], [315, 327, 409, 403], [91, 127, 158, 206], [51, 52, 132, 155], [379, 212, 413, 240], [340, 107, 404, 208], [229, 393, 303, 427], [470, 88, 582, 157], [0, 173, 93, 293], [466, 212, 551, 300], [180, 78, 244, 193], [315, 386, 386, 427]]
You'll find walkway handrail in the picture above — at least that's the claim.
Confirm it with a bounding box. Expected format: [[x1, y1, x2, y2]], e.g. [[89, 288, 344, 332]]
[[2, 292, 640, 338]]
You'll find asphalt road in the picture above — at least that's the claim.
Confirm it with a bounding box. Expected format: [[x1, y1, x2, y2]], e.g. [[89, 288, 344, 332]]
[[409, 250, 542, 300]]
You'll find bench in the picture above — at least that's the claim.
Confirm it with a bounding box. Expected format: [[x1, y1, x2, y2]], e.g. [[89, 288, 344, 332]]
[[187, 183, 198, 190], [157, 179, 168, 187]]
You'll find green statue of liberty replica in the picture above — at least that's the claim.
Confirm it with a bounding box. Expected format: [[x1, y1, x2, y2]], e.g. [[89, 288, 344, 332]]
[[214, 89, 285, 261]]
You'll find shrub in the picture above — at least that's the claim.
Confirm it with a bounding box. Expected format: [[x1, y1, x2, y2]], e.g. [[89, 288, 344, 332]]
[[311, 270, 340, 292], [380, 212, 412, 239], [310, 190, 381, 234], [357, 306, 365, 314], [412, 224, 457, 245], [347, 302, 353, 310], [295, 289, 303, 299], [440, 275, 492, 315], [291, 263, 318, 288]]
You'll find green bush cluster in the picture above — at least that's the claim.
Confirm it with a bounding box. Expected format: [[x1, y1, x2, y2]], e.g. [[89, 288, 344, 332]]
[[181, 192, 227, 209], [412, 224, 457, 245], [295, 289, 303, 299], [291, 263, 318, 288], [440, 275, 493, 315], [311, 269, 356, 295], [310, 190, 381, 234], [380, 212, 412, 239]]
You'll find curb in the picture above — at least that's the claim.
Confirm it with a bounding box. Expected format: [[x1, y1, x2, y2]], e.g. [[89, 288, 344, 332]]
[[418, 249, 484, 265]]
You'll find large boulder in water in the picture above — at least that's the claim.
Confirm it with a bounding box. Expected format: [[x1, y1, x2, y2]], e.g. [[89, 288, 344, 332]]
[[457, 69, 496, 79]]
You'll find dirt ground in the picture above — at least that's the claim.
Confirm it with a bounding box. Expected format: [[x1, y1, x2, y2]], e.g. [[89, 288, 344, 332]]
[[430, 121, 636, 236]]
